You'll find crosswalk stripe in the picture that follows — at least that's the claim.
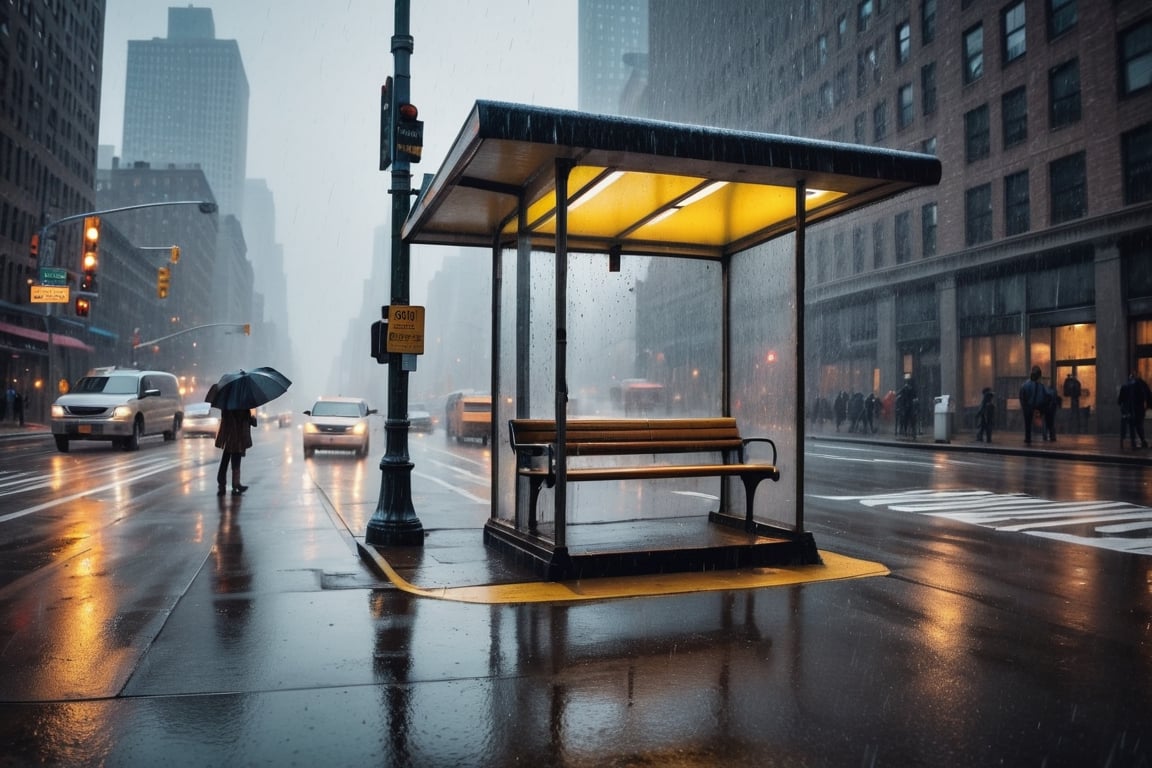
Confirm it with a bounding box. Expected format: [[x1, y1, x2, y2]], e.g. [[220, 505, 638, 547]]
[[811, 489, 1152, 556]]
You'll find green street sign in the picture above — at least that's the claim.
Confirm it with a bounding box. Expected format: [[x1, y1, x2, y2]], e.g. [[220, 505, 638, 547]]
[[40, 267, 68, 286]]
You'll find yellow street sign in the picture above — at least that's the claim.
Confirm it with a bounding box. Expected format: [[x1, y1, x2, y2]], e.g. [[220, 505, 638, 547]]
[[30, 285, 70, 303], [386, 305, 425, 354]]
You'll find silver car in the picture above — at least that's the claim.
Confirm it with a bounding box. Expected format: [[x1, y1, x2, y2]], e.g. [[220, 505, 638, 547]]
[[302, 397, 376, 458], [51, 368, 184, 452]]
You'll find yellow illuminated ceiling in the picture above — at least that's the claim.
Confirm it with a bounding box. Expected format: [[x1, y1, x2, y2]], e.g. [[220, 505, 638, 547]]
[[403, 101, 941, 259]]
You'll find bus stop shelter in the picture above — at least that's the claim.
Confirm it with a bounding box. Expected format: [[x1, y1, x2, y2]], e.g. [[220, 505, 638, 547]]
[[403, 101, 941, 579]]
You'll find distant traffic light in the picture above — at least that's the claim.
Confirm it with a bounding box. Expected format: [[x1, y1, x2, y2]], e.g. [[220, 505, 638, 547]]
[[170, 246, 181, 264], [243, 323, 251, 336], [81, 216, 99, 292], [157, 266, 170, 299], [75, 296, 90, 317]]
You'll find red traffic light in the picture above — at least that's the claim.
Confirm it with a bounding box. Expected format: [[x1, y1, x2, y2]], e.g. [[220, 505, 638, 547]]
[[75, 297, 91, 317], [398, 103, 418, 121]]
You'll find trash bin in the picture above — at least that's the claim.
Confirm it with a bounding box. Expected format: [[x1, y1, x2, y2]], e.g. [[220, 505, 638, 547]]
[[933, 395, 952, 443]]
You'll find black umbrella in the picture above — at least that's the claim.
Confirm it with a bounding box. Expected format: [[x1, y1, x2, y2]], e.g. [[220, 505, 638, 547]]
[[206, 366, 292, 411]]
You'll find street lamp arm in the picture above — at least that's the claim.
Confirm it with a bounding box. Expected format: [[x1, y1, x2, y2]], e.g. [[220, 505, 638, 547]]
[[134, 322, 250, 348], [39, 200, 217, 236]]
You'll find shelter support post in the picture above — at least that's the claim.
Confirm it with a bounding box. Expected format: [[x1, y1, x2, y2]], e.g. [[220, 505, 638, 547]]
[[794, 181, 807, 534], [553, 159, 573, 548]]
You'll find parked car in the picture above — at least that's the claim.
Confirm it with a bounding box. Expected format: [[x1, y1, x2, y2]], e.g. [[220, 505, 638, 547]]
[[183, 402, 221, 438], [51, 367, 184, 452], [302, 396, 376, 458], [408, 402, 433, 432], [443, 391, 491, 445]]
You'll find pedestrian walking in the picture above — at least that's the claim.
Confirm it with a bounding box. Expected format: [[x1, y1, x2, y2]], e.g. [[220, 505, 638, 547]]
[[1063, 370, 1082, 434], [13, 388, 23, 426], [3, 384, 14, 423], [1118, 371, 1152, 449], [215, 408, 256, 495], [864, 392, 879, 433], [833, 391, 848, 432], [976, 387, 995, 443], [1018, 365, 1048, 445], [1041, 384, 1060, 442]]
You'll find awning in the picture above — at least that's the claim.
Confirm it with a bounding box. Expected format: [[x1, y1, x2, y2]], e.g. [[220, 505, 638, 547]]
[[403, 101, 943, 258], [0, 320, 95, 352]]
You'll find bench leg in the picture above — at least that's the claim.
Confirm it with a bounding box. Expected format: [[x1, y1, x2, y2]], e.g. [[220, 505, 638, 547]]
[[740, 477, 762, 531], [527, 478, 543, 532]]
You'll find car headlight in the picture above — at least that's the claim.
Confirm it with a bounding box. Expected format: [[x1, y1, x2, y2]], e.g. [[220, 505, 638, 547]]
[[113, 405, 134, 419], [51, 405, 64, 418], [304, 423, 319, 434], [352, 422, 366, 435]]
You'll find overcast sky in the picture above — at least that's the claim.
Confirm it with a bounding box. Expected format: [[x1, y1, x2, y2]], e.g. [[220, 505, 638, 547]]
[[99, 0, 578, 395]]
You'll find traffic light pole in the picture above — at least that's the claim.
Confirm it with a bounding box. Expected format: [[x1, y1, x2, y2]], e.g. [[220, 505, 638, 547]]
[[32, 199, 218, 422], [366, 0, 423, 546]]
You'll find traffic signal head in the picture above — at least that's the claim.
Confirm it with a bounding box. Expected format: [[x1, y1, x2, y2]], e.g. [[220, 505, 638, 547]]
[[81, 216, 99, 292], [157, 266, 171, 299], [170, 246, 181, 264], [75, 296, 90, 317]]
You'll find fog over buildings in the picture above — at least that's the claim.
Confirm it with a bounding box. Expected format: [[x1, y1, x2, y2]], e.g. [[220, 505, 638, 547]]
[[97, 0, 578, 403]]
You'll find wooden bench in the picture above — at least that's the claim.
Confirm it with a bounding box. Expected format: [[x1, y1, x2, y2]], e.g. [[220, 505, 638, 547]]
[[508, 417, 780, 529]]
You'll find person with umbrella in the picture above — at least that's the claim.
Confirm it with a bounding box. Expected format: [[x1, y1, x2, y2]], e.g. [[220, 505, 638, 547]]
[[215, 407, 256, 495], [206, 367, 292, 496]]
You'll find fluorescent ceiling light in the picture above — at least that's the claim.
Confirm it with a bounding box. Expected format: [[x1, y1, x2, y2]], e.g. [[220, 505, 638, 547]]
[[568, 170, 625, 210], [679, 180, 729, 207]]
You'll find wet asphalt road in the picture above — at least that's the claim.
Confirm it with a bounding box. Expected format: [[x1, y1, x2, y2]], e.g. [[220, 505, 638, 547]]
[[0, 423, 1149, 766]]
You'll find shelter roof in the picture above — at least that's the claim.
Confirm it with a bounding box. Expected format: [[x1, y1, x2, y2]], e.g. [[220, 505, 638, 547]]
[[403, 101, 942, 259]]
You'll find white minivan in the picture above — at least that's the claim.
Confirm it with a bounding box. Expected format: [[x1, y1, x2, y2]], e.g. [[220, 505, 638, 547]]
[[51, 368, 184, 452]]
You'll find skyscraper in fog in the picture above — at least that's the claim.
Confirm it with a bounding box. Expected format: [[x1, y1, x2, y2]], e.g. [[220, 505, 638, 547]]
[[122, 6, 249, 218], [578, 0, 648, 115]]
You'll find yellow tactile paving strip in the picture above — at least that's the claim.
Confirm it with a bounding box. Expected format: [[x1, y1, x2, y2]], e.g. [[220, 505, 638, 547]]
[[362, 548, 889, 604]]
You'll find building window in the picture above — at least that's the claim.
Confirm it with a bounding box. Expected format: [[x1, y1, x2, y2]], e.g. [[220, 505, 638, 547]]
[[895, 211, 912, 263], [921, 62, 937, 115], [965, 104, 990, 163], [898, 83, 914, 128], [858, 46, 877, 97], [833, 232, 847, 279], [1049, 58, 1081, 129], [859, 0, 873, 33], [1004, 170, 1030, 235], [853, 226, 866, 273], [922, 136, 937, 155], [1120, 20, 1152, 97], [896, 21, 911, 65], [1049, 151, 1086, 224], [965, 183, 993, 245], [874, 101, 887, 142], [922, 202, 937, 257], [1047, 0, 1076, 40], [964, 24, 984, 85], [1002, 2, 1026, 65], [1122, 123, 1152, 205], [838, 14, 849, 47], [873, 219, 886, 268], [818, 34, 829, 68], [1002, 86, 1027, 148], [855, 112, 867, 143], [921, 0, 936, 44]]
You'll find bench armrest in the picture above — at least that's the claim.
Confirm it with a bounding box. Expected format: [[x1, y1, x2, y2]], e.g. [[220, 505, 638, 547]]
[[741, 436, 777, 466], [512, 442, 557, 484]]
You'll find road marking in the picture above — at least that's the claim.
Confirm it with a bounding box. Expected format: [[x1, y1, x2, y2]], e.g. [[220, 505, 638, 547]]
[[0, 457, 187, 524], [812, 489, 1152, 555], [412, 468, 487, 503]]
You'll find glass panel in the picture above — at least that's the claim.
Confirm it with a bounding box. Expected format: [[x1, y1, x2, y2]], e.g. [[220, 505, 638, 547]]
[[731, 236, 798, 531]]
